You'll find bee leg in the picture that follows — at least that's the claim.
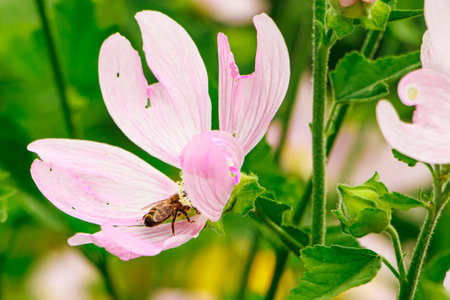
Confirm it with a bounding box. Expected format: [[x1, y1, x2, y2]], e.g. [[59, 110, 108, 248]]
[[180, 209, 194, 223], [171, 209, 179, 236]]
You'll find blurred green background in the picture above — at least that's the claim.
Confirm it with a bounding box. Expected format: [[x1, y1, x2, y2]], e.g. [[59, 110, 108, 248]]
[[1, 0, 448, 299]]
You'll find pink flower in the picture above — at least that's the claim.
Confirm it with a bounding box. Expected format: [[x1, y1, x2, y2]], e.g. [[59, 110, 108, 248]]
[[28, 11, 289, 260], [376, 0, 450, 164]]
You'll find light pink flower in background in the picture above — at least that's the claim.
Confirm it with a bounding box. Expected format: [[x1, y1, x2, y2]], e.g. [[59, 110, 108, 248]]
[[28, 11, 289, 260], [376, 0, 450, 165], [267, 72, 430, 192], [192, 0, 268, 25]]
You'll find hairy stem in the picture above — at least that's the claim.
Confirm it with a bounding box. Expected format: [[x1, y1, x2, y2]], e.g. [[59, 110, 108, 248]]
[[398, 166, 447, 300], [311, 0, 329, 245]]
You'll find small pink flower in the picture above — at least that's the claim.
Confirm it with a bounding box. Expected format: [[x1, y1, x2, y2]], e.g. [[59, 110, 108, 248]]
[[29, 11, 289, 260], [376, 0, 450, 164]]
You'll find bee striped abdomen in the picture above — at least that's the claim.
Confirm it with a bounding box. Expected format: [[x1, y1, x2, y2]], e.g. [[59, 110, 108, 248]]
[[143, 205, 176, 227]]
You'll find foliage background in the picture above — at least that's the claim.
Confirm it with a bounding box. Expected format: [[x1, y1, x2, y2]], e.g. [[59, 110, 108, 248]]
[[0, 0, 448, 299]]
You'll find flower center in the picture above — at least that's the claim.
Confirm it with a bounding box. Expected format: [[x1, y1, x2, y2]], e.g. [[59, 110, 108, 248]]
[[176, 174, 193, 207]]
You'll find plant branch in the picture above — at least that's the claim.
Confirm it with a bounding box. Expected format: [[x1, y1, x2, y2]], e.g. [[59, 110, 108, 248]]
[[382, 256, 401, 280], [385, 225, 407, 281], [311, 0, 330, 245], [34, 0, 77, 138], [398, 165, 447, 299], [237, 231, 260, 300]]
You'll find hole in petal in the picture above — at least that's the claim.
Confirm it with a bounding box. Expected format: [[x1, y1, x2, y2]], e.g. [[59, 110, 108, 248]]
[[116, 72, 120, 78], [145, 98, 152, 109]]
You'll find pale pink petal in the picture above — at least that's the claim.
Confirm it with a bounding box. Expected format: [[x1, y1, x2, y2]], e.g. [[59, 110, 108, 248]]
[[376, 101, 450, 164], [135, 11, 211, 138], [99, 34, 198, 167], [397, 69, 450, 129], [423, 0, 450, 76], [181, 132, 244, 221], [29, 139, 177, 225], [218, 13, 290, 154], [68, 214, 208, 261]]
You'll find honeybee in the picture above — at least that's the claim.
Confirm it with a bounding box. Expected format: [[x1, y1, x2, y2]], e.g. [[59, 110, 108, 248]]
[[142, 193, 193, 235]]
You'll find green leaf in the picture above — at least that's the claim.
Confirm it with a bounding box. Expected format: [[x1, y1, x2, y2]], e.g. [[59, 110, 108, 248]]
[[348, 208, 390, 237], [330, 51, 421, 103], [288, 245, 382, 300], [205, 219, 225, 235], [326, 8, 354, 39], [225, 173, 265, 216], [392, 149, 418, 167], [255, 196, 290, 225], [422, 249, 450, 284], [379, 192, 428, 210], [416, 250, 450, 300], [360, 0, 391, 31], [389, 9, 424, 22]]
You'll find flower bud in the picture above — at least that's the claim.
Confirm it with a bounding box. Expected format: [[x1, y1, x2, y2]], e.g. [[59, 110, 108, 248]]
[[333, 173, 391, 238]]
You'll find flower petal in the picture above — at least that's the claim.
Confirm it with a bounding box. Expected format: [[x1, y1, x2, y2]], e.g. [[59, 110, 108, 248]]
[[422, 0, 450, 76], [99, 33, 198, 167], [135, 10, 211, 137], [218, 13, 290, 154], [181, 132, 244, 221], [376, 101, 450, 164], [68, 214, 208, 261], [29, 139, 178, 225]]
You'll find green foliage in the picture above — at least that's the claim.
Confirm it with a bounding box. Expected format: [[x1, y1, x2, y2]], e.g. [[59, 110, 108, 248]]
[[288, 245, 381, 300], [205, 219, 225, 235], [379, 192, 428, 210], [359, 0, 391, 30], [333, 173, 391, 237], [389, 9, 424, 22], [252, 197, 309, 253], [415, 249, 450, 300], [326, 0, 391, 39], [334, 172, 430, 238], [330, 51, 421, 103], [392, 149, 418, 167], [0, 170, 15, 223], [225, 173, 266, 216]]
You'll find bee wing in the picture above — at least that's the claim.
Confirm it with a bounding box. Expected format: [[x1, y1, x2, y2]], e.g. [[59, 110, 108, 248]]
[[140, 198, 171, 211]]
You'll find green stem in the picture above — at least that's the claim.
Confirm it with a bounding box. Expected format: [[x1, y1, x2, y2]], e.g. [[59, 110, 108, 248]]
[[34, 0, 77, 138], [382, 256, 401, 280], [265, 250, 289, 300], [310, 0, 330, 245], [398, 166, 446, 300], [311, 27, 330, 246], [254, 207, 305, 254], [385, 225, 407, 281], [237, 232, 259, 300], [96, 254, 120, 300], [361, 31, 383, 59]]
